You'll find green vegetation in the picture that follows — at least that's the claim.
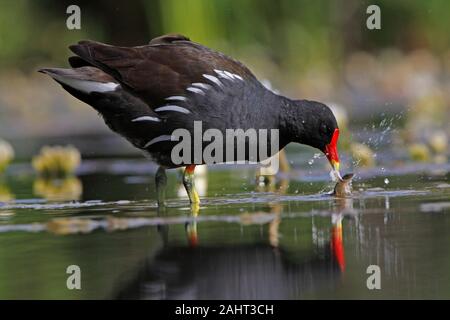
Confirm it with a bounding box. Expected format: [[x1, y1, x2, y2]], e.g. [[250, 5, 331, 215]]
[[1, 0, 449, 73]]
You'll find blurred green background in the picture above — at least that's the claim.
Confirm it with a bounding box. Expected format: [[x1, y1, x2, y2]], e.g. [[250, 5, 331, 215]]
[[2, 0, 449, 70]]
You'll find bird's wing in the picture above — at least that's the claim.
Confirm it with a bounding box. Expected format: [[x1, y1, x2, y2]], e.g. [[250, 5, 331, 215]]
[[68, 34, 259, 109], [62, 34, 273, 160]]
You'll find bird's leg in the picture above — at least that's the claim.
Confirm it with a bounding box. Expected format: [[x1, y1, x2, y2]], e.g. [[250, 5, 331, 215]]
[[155, 166, 167, 207], [278, 149, 290, 173], [183, 165, 200, 209]]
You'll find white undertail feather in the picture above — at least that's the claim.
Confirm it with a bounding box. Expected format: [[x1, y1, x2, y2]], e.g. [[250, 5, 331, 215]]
[[51, 74, 119, 93]]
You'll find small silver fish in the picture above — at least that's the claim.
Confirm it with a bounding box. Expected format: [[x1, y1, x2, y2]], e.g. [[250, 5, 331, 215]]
[[333, 173, 354, 197]]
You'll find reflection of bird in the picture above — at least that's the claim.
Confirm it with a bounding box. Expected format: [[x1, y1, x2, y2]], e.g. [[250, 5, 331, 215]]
[[115, 244, 342, 300], [40, 34, 340, 208], [330, 214, 345, 272]]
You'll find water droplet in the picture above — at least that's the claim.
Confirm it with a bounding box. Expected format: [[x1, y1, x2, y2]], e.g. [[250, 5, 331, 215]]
[[308, 159, 314, 165], [384, 178, 390, 185], [330, 170, 338, 182]]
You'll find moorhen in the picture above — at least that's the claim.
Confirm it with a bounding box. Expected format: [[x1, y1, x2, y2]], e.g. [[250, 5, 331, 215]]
[[39, 34, 340, 207]]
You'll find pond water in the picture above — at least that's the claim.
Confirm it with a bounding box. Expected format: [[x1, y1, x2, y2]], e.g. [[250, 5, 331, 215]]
[[0, 157, 449, 299]]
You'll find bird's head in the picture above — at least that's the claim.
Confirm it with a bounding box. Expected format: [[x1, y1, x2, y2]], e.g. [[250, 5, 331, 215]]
[[283, 100, 340, 172]]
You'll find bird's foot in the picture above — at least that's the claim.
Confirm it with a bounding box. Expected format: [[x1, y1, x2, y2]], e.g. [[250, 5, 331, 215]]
[[155, 166, 167, 208]]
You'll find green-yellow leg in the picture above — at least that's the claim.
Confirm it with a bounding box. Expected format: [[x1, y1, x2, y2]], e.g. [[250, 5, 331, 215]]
[[155, 166, 167, 207], [183, 165, 200, 212]]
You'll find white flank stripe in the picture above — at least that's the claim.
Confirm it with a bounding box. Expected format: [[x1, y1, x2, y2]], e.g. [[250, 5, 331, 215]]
[[165, 96, 187, 101], [143, 135, 173, 148], [187, 87, 205, 95], [214, 69, 244, 82], [192, 83, 211, 90], [214, 69, 234, 81], [53, 75, 119, 93], [154, 105, 191, 114], [131, 116, 160, 122], [224, 71, 236, 79], [203, 74, 223, 87], [234, 74, 243, 81]]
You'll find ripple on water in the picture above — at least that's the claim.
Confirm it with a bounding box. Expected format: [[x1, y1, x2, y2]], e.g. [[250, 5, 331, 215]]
[[420, 202, 450, 213], [0, 186, 432, 213]]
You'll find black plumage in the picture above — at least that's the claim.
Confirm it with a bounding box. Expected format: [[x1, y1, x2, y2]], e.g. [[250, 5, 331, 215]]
[[40, 34, 340, 205]]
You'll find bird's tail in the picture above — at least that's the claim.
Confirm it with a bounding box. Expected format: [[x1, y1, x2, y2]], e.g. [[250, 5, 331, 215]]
[[39, 66, 164, 148], [38, 67, 119, 95]]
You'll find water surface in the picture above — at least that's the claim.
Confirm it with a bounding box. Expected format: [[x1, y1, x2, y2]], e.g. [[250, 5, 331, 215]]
[[0, 159, 449, 299]]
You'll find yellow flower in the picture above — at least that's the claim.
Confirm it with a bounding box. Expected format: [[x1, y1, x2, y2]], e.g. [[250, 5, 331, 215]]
[[428, 131, 448, 154], [33, 177, 82, 201], [32, 145, 81, 178], [0, 184, 14, 202], [0, 139, 14, 173], [409, 143, 431, 162]]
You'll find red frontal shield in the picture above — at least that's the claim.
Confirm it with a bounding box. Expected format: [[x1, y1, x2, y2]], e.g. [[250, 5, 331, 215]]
[[324, 128, 340, 170]]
